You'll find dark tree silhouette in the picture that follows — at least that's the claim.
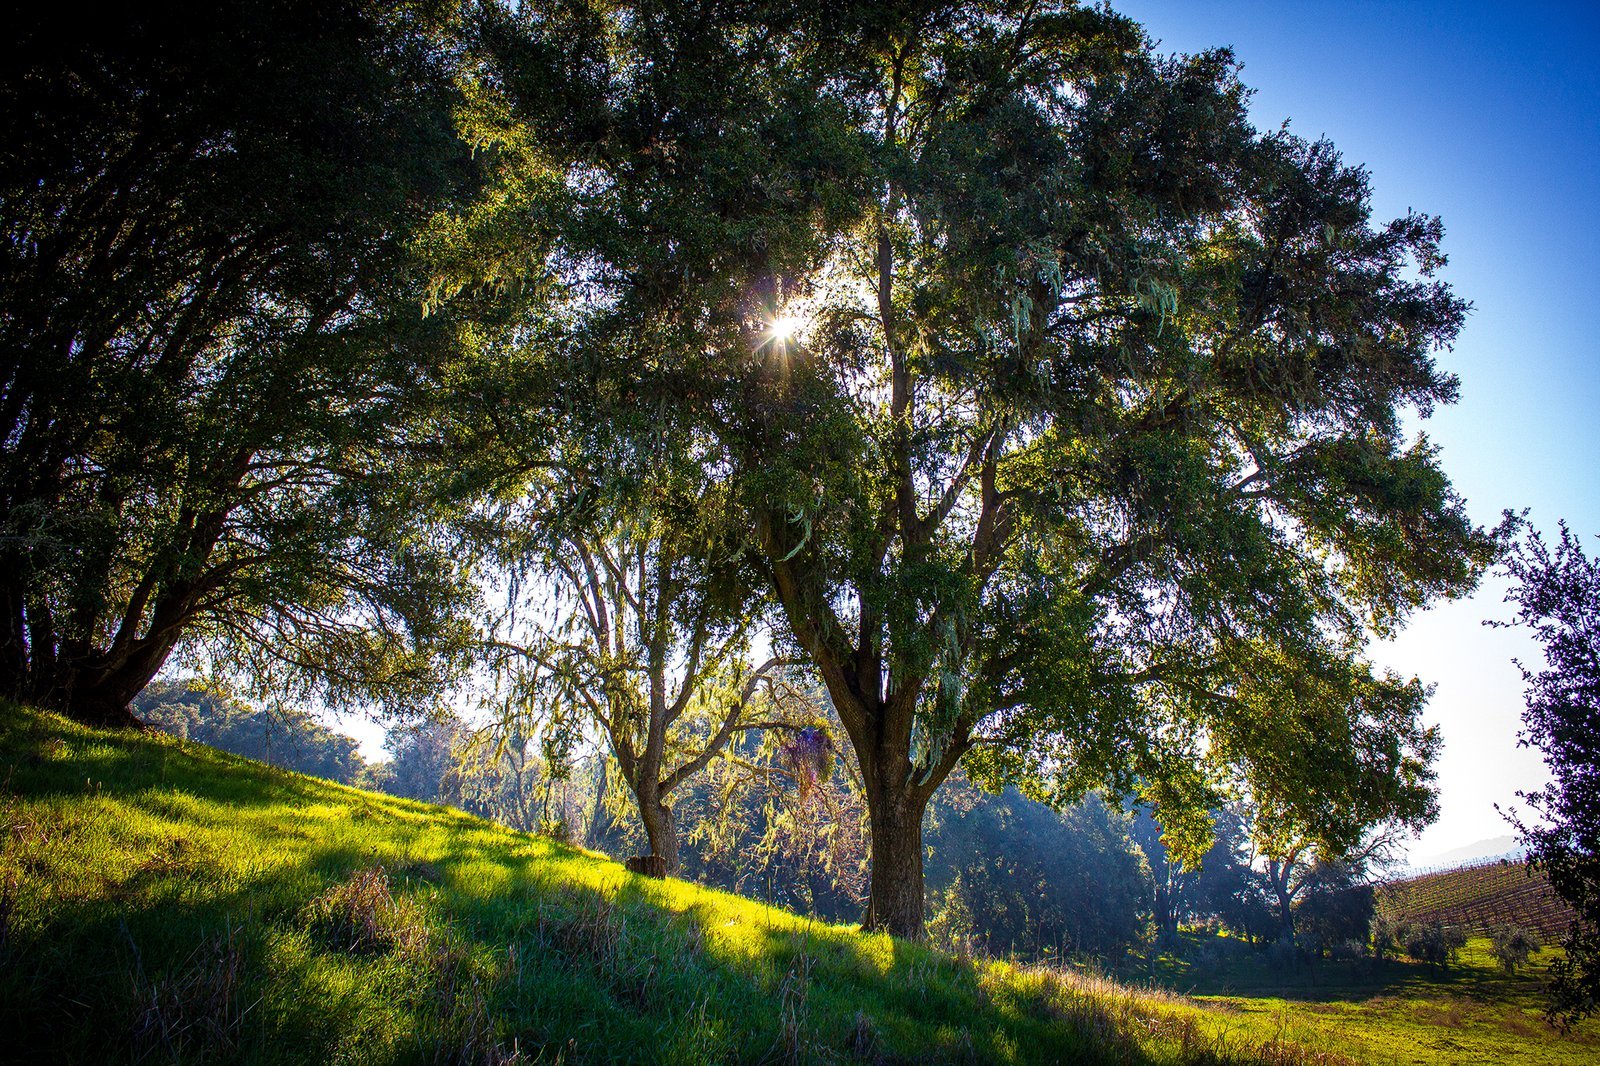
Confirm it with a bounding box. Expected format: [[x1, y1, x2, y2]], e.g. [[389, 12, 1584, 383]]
[[0, 1, 486, 727], [1501, 522, 1600, 1025]]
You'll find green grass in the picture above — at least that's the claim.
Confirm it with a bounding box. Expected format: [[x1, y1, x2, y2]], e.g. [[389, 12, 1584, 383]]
[[1133, 930, 1599, 1065], [0, 703, 1590, 1064]]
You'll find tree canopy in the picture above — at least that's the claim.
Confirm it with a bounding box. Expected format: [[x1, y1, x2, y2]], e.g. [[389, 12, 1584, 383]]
[[0, 0, 486, 725], [1502, 522, 1600, 1025], [463, 0, 1494, 936], [460, 0, 1484, 928], [5, 0, 1500, 944]]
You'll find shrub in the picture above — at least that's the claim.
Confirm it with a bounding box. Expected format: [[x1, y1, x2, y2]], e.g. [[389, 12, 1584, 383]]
[[1400, 921, 1466, 967], [1490, 925, 1542, 974], [1371, 914, 1401, 960], [1264, 938, 1303, 972], [301, 867, 428, 955]]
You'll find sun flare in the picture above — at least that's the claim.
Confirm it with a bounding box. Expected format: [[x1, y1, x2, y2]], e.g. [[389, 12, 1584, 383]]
[[769, 314, 804, 343]]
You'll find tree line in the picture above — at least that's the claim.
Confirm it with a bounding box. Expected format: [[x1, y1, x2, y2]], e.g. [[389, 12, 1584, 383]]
[[4, 0, 1590, 1016]]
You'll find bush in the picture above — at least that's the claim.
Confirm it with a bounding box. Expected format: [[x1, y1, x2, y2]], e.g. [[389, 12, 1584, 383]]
[[1264, 938, 1303, 972], [1400, 921, 1466, 967], [1490, 925, 1542, 973], [1294, 884, 1375, 958], [1371, 914, 1401, 960], [301, 867, 428, 956]]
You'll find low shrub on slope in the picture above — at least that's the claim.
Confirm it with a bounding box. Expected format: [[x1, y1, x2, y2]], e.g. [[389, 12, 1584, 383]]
[[0, 703, 1345, 1064]]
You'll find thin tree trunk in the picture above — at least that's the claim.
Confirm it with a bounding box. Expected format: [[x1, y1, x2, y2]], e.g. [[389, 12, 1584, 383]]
[[1271, 872, 1296, 944], [587, 756, 612, 849]]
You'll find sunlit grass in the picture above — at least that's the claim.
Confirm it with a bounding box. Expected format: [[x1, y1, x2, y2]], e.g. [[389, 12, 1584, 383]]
[[1, 702, 1586, 1063], [1133, 927, 1598, 1065]]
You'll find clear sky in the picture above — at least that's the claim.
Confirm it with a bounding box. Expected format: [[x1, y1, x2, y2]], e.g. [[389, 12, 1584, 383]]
[[1112, 0, 1600, 864], [332, 1, 1600, 866]]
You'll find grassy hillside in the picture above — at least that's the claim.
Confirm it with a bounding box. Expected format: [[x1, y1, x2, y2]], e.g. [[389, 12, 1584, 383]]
[[1378, 860, 1575, 940], [0, 704, 1588, 1065], [1144, 930, 1597, 1066]]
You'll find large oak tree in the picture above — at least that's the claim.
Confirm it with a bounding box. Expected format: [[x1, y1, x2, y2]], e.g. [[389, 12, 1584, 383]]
[[462, 0, 1498, 938], [750, 4, 1496, 938]]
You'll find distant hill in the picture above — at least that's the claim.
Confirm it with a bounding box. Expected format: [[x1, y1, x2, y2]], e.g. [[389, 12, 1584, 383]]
[[1379, 858, 1574, 939], [1405, 835, 1525, 872]]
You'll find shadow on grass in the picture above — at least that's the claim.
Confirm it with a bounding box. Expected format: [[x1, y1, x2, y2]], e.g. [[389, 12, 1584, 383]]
[[1141, 931, 1557, 1010], [2, 705, 1333, 1064]]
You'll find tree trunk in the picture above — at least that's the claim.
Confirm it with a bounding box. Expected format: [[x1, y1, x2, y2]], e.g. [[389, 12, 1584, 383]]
[[49, 681, 147, 729], [1156, 881, 1181, 949], [862, 784, 929, 939], [53, 637, 178, 729], [638, 795, 679, 875], [1274, 889, 1295, 945], [587, 757, 613, 849]]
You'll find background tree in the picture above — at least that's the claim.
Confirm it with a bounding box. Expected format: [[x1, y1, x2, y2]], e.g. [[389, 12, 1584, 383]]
[[1500, 522, 1600, 1024], [449, 0, 870, 875], [135, 679, 371, 786], [1290, 868, 1375, 959], [372, 710, 591, 836], [684, 717, 873, 919], [1249, 817, 1404, 944], [1489, 925, 1542, 976], [1130, 804, 1253, 950], [926, 783, 1149, 960], [376, 714, 472, 806], [506, 494, 787, 874], [0, 0, 497, 726]]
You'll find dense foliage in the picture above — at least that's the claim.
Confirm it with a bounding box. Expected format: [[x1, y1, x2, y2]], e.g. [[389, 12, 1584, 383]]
[[0, 0, 484, 726], [459, 0, 1494, 937], [1129, 805, 1260, 947], [1502, 523, 1600, 1024], [927, 784, 1148, 958]]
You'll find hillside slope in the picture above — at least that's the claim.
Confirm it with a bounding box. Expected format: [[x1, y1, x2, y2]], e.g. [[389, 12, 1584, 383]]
[[0, 705, 1434, 1063], [1379, 860, 1575, 940]]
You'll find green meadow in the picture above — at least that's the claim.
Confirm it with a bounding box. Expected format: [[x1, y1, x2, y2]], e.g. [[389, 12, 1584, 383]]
[[2, 703, 1593, 1064], [1141, 931, 1597, 1065]]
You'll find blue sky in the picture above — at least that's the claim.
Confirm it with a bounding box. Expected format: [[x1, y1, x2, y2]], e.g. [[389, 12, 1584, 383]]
[[1113, 0, 1600, 863]]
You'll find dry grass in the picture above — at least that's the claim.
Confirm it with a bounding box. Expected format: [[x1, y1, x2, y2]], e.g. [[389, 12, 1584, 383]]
[[127, 924, 251, 1063], [301, 866, 429, 956], [980, 963, 1359, 1066]]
